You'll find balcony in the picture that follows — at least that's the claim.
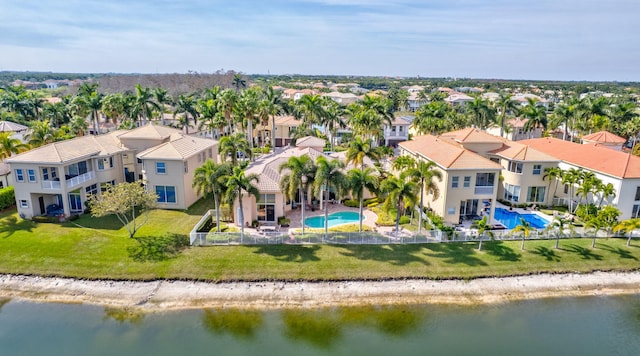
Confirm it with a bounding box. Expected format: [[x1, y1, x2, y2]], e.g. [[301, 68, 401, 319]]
[[42, 180, 62, 190], [66, 171, 96, 189], [474, 186, 494, 195]]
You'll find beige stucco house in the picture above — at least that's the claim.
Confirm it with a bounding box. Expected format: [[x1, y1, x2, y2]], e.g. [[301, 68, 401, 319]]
[[6, 124, 217, 219]]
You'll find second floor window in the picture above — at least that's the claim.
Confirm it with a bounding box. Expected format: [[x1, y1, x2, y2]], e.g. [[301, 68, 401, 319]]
[[156, 162, 166, 174], [28, 169, 36, 182], [463, 176, 471, 188], [452, 176, 459, 188], [15, 169, 24, 182], [508, 161, 523, 174], [533, 164, 542, 175]]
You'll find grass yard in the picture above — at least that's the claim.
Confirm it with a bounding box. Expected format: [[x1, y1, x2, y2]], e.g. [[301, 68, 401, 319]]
[[1, 202, 640, 282]]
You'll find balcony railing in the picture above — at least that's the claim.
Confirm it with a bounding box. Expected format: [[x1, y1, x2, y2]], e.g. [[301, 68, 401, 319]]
[[66, 171, 95, 189], [42, 180, 62, 190], [474, 186, 494, 195]]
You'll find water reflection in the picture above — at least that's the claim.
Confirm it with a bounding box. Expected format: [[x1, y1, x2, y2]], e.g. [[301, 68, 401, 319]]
[[202, 308, 263, 339], [282, 304, 426, 348], [103, 307, 145, 324], [0, 298, 11, 313]]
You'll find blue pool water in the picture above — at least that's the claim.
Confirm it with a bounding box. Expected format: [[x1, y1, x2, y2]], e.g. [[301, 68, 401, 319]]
[[304, 211, 363, 228], [494, 207, 550, 229]]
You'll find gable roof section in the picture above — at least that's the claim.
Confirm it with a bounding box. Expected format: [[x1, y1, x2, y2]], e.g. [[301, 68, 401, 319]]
[[245, 147, 325, 193], [0, 121, 28, 132], [582, 130, 626, 144], [296, 136, 326, 148], [274, 115, 302, 127], [400, 135, 501, 170], [441, 128, 504, 144], [115, 123, 181, 140], [489, 141, 558, 162], [6, 132, 126, 164], [521, 137, 640, 178], [137, 135, 217, 160]]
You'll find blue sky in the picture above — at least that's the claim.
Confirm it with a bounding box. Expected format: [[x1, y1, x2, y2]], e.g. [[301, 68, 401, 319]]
[[1, 0, 638, 81]]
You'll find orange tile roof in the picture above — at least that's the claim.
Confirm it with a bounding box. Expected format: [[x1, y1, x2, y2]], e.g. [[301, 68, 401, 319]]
[[581, 131, 626, 144], [400, 135, 501, 170], [521, 137, 640, 178], [489, 142, 558, 162], [441, 127, 504, 144]]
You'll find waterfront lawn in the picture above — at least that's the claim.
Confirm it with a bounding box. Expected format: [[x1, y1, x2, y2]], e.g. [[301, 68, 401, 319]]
[[1, 205, 640, 281]]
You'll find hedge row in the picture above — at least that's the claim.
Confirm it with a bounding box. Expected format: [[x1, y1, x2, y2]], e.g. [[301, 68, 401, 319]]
[[0, 186, 15, 210]]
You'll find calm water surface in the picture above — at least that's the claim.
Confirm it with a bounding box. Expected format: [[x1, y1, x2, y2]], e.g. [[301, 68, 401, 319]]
[[1, 295, 640, 355]]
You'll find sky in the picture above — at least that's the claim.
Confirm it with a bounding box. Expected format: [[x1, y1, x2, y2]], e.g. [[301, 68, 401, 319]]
[[1, 0, 639, 81]]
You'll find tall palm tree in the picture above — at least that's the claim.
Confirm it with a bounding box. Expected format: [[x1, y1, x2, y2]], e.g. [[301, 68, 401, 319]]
[[562, 168, 581, 213], [408, 160, 443, 234], [466, 95, 496, 130], [236, 87, 261, 155], [613, 218, 640, 246], [546, 215, 571, 249], [495, 93, 519, 137], [0, 132, 29, 159], [25, 120, 57, 147], [101, 93, 127, 128], [192, 161, 231, 232], [73, 89, 103, 135], [381, 174, 419, 240], [134, 84, 161, 126], [261, 86, 283, 151], [345, 137, 380, 172], [297, 94, 326, 127], [412, 100, 455, 135], [70, 115, 89, 137], [597, 182, 616, 208], [153, 87, 172, 125], [217, 89, 238, 134], [346, 167, 379, 233], [173, 94, 199, 134], [279, 155, 316, 235], [512, 218, 533, 250], [552, 96, 580, 141], [225, 162, 260, 242], [314, 156, 347, 239], [197, 98, 219, 138], [521, 98, 547, 138], [320, 97, 345, 152], [219, 133, 251, 165], [542, 167, 563, 205], [232, 74, 246, 93]]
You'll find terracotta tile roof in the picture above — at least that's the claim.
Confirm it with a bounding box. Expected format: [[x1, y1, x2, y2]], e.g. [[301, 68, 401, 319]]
[[581, 131, 626, 144], [521, 137, 640, 178], [274, 115, 302, 127], [399, 134, 501, 170], [6, 132, 126, 164], [137, 135, 217, 160], [490, 141, 559, 162], [441, 128, 504, 144], [506, 117, 529, 128]]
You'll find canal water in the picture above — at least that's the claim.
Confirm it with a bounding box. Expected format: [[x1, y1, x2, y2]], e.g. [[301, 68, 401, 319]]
[[1, 295, 639, 355]]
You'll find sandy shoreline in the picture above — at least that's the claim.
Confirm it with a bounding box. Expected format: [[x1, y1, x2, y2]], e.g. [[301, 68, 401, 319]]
[[1, 272, 640, 311]]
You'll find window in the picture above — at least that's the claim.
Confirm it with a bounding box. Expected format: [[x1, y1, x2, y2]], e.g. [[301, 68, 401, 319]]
[[137, 158, 143, 164], [447, 207, 455, 215], [97, 157, 114, 170], [504, 183, 520, 202], [85, 184, 98, 196], [452, 176, 459, 188], [156, 162, 166, 174], [257, 194, 276, 222], [508, 161, 523, 174], [42, 167, 57, 180], [0, 181, 3, 188], [184, 162, 188, 174], [463, 176, 471, 188], [156, 185, 176, 203], [633, 204, 640, 218], [100, 181, 116, 193], [532, 164, 542, 175], [67, 161, 88, 177], [635, 187, 640, 201], [476, 173, 495, 186], [527, 186, 546, 203], [27, 169, 36, 182], [564, 184, 569, 194], [399, 126, 404, 132], [19, 200, 28, 208], [208, 148, 213, 159], [15, 169, 24, 182]]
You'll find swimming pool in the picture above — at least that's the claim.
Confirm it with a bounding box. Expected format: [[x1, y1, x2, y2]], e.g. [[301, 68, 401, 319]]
[[494, 207, 550, 229], [304, 211, 363, 228]]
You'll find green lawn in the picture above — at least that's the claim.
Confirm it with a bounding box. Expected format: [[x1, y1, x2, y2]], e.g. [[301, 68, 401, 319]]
[[1, 203, 640, 281]]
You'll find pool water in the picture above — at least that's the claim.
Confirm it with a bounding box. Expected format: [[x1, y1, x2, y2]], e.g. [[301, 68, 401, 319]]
[[304, 211, 363, 228], [494, 207, 549, 229]]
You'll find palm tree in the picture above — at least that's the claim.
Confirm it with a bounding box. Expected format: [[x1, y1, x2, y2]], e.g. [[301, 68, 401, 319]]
[[197, 98, 219, 138], [0, 132, 29, 159], [217, 89, 238, 134], [73, 90, 103, 135], [173, 94, 199, 134], [597, 182, 616, 208], [25, 120, 57, 147], [613, 218, 640, 246], [192, 161, 231, 232], [321, 97, 345, 152], [521, 98, 547, 138], [219, 133, 251, 165], [314, 156, 347, 239], [466, 95, 496, 130], [546, 215, 571, 249], [345, 137, 380, 172], [279, 155, 316, 235], [236, 87, 261, 155], [153, 87, 171, 125], [70, 115, 89, 137], [391, 155, 417, 172], [381, 174, 419, 240], [134, 84, 161, 126], [101, 93, 127, 128], [552, 96, 580, 141], [412, 100, 455, 135], [297, 94, 326, 127], [542, 167, 563, 205], [562, 168, 581, 213], [261, 86, 283, 151], [225, 162, 259, 242], [407, 160, 442, 234], [512, 218, 533, 250], [232, 74, 246, 93], [472, 216, 493, 251], [346, 167, 380, 233], [496, 93, 518, 137]]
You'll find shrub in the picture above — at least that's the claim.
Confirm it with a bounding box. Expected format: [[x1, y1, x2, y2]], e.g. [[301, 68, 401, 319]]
[[399, 216, 410, 225], [575, 204, 598, 220], [363, 197, 378, 206], [0, 186, 15, 210], [344, 199, 358, 208]]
